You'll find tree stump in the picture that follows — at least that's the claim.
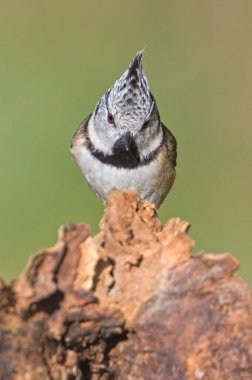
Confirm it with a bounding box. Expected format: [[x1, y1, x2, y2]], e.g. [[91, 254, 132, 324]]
[[0, 190, 252, 379]]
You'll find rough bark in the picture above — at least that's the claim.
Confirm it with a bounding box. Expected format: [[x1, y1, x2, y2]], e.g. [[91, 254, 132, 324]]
[[0, 190, 252, 380]]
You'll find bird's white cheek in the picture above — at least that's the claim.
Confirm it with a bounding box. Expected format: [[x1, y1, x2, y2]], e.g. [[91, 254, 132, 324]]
[[88, 114, 117, 154], [136, 129, 163, 158]]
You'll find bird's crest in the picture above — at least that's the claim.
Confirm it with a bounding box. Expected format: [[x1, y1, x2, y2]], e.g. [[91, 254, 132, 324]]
[[107, 50, 153, 128]]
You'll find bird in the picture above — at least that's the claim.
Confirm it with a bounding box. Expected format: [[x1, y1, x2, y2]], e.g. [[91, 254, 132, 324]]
[[70, 50, 177, 208]]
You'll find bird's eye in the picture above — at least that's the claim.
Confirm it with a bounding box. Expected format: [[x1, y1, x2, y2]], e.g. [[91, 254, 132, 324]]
[[107, 113, 115, 124], [141, 120, 149, 130]]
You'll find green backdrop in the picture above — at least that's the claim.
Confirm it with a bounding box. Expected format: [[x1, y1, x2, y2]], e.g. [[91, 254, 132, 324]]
[[0, 0, 251, 284]]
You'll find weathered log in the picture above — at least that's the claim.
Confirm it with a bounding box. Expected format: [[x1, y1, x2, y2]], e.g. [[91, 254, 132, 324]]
[[0, 190, 252, 379]]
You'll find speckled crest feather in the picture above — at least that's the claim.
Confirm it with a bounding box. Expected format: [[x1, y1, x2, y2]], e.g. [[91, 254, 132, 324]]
[[107, 50, 153, 129]]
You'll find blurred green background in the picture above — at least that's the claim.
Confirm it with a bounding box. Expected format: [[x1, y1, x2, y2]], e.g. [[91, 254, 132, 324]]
[[0, 0, 252, 283]]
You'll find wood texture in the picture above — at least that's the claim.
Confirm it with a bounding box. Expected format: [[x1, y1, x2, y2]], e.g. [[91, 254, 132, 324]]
[[0, 190, 252, 379]]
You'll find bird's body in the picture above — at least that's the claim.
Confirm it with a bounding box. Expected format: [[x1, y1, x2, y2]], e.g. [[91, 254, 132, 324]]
[[70, 51, 177, 208]]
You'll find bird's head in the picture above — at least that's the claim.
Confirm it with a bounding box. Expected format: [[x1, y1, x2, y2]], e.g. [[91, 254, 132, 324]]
[[89, 50, 162, 160]]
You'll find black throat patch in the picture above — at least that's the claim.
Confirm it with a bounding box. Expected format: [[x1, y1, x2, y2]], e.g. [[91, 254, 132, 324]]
[[83, 115, 164, 169]]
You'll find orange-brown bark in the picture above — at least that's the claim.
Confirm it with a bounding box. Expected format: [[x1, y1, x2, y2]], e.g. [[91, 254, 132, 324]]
[[0, 190, 252, 379]]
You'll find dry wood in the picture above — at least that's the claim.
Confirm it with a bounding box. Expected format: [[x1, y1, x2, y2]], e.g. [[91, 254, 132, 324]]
[[0, 190, 252, 379]]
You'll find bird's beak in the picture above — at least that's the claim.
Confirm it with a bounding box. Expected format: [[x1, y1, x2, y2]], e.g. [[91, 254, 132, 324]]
[[123, 132, 132, 151]]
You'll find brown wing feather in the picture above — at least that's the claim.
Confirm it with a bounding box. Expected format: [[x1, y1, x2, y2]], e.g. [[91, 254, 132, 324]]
[[70, 114, 91, 156]]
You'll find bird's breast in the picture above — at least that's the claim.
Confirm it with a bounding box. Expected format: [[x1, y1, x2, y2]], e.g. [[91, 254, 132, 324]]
[[73, 144, 175, 207]]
